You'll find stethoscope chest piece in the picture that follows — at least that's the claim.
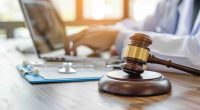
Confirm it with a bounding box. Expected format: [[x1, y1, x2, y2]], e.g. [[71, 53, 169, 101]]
[[58, 62, 77, 74]]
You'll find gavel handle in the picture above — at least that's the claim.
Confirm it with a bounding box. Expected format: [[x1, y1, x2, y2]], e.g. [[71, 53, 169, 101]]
[[148, 54, 200, 76]]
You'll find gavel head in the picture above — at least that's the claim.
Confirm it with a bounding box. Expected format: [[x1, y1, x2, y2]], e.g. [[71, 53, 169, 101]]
[[121, 33, 152, 76]]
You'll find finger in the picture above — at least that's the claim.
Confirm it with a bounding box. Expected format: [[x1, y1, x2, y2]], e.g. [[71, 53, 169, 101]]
[[65, 40, 77, 56], [64, 36, 70, 55]]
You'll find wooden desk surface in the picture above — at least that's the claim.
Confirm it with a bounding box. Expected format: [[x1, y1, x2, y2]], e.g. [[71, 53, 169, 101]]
[[1, 39, 200, 110]]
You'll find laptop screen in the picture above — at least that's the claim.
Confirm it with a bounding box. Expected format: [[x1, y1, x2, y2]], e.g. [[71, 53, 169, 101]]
[[19, 0, 66, 56]]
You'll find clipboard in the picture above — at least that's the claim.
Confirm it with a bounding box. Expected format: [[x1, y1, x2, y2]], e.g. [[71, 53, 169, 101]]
[[16, 65, 103, 84]]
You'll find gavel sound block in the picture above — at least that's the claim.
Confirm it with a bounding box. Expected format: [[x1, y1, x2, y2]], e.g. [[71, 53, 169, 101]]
[[99, 33, 200, 96]]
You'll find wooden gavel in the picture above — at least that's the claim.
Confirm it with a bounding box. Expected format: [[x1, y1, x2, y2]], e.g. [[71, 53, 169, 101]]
[[121, 33, 200, 76]]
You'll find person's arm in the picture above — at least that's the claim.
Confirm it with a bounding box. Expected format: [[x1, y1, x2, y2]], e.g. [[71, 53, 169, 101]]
[[64, 27, 119, 56], [147, 32, 200, 73], [116, 30, 200, 73]]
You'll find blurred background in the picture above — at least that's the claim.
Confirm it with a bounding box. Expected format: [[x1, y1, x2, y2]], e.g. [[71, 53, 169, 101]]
[[0, 0, 160, 40]]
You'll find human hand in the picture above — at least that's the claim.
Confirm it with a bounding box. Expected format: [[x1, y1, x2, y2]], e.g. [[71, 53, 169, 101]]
[[64, 27, 119, 56]]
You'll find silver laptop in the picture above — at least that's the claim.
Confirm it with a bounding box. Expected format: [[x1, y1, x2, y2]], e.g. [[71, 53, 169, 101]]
[[19, 0, 122, 64]]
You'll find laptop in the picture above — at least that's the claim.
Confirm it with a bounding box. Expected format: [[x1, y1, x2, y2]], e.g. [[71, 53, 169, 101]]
[[19, 0, 121, 64]]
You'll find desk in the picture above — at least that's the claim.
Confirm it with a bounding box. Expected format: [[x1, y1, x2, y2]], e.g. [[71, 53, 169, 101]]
[[1, 38, 200, 110]]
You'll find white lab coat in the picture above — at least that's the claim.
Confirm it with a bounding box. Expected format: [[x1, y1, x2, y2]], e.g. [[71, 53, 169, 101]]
[[115, 0, 193, 35], [116, 11, 200, 73]]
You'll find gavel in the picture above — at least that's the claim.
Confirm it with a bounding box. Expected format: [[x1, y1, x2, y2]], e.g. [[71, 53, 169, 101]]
[[122, 33, 200, 76], [99, 33, 200, 96]]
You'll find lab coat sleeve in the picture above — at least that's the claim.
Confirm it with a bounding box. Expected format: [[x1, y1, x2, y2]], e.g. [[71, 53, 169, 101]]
[[115, 30, 200, 73], [114, 19, 143, 30]]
